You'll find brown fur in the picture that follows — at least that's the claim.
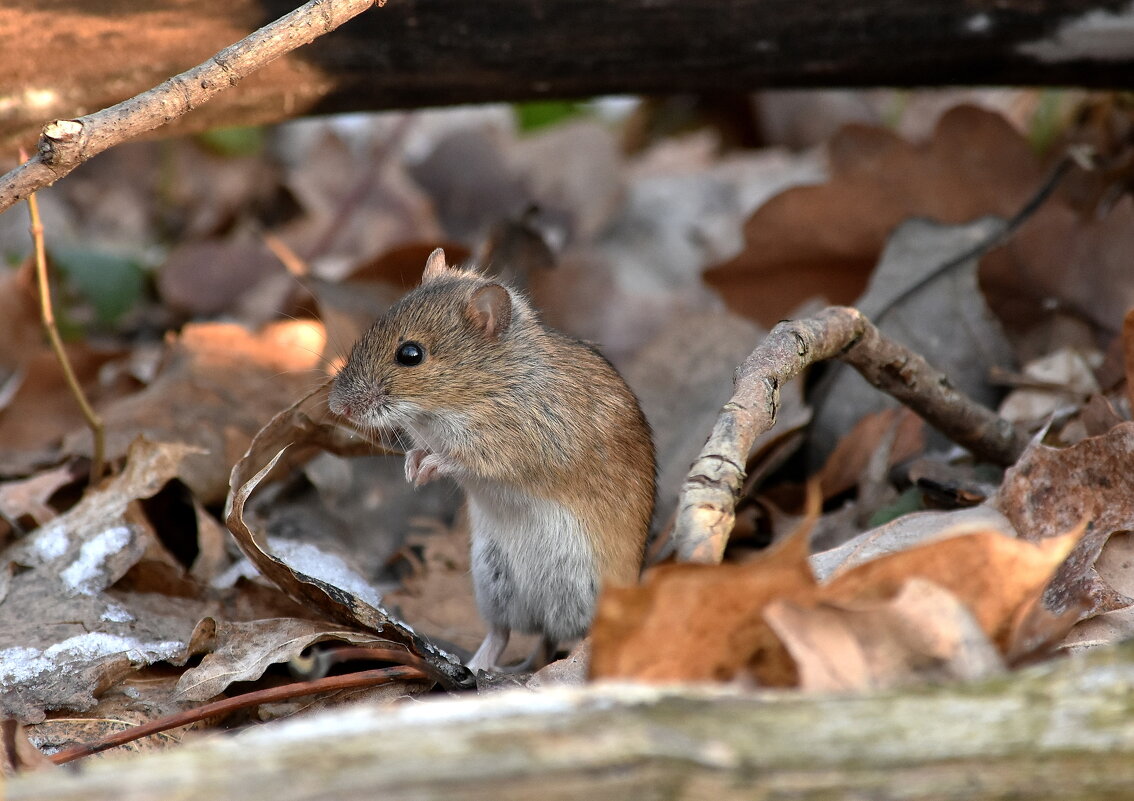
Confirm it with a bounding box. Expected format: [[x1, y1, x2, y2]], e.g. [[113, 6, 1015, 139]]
[[331, 254, 656, 598]]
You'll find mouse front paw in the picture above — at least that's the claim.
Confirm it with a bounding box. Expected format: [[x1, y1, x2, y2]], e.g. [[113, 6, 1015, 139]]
[[404, 449, 451, 487]]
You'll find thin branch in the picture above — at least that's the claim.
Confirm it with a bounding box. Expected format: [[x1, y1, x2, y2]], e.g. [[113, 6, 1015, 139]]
[[673, 307, 1028, 564], [0, 0, 386, 216], [47, 665, 430, 765], [26, 190, 106, 484]]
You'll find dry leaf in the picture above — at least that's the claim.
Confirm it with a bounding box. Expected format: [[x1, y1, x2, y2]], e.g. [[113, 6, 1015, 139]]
[[823, 529, 1081, 652], [0, 463, 80, 530], [0, 439, 206, 721], [815, 408, 925, 500], [810, 504, 1018, 581], [765, 578, 1004, 692], [1, 719, 55, 776], [226, 385, 470, 688], [591, 519, 816, 685], [706, 105, 1045, 326], [983, 197, 1134, 347], [1125, 307, 1134, 414], [175, 617, 401, 702], [64, 321, 326, 504]]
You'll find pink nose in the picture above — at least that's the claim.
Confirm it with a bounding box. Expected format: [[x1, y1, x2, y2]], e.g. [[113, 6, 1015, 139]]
[[328, 392, 351, 418]]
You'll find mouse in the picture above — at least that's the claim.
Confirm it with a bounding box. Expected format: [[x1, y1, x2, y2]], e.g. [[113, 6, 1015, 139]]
[[328, 249, 656, 672]]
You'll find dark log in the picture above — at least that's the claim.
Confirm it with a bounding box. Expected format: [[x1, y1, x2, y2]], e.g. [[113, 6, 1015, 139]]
[[3, 0, 1134, 152]]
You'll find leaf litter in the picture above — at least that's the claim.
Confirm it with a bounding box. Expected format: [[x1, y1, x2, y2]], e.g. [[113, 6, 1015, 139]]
[[0, 95, 1133, 767]]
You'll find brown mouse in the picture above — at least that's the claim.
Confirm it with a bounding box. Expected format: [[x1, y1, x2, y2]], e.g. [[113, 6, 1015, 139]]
[[328, 249, 656, 671]]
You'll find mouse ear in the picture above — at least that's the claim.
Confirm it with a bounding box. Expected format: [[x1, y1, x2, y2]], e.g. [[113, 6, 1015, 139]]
[[422, 248, 451, 283], [466, 284, 512, 339]]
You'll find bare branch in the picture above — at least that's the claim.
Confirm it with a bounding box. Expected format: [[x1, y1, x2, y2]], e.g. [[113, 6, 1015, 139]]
[[0, 0, 385, 216], [674, 306, 1028, 564]]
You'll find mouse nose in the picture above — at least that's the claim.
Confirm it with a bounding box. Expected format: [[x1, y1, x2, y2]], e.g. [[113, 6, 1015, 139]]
[[328, 381, 353, 418]]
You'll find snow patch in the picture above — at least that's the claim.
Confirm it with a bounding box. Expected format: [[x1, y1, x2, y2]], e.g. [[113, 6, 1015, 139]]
[[60, 526, 132, 594], [29, 522, 70, 561], [101, 602, 135, 623], [269, 538, 384, 609], [0, 633, 183, 686]]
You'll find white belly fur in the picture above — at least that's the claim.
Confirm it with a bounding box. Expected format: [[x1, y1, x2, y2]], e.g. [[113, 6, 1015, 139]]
[[465, 485, 598, 642]]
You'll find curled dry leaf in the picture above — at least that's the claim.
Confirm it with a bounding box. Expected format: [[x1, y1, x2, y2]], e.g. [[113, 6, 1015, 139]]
[[226, 382, 472, 689]]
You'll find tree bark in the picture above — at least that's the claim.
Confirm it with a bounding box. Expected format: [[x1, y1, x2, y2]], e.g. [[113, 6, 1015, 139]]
[[9, 641, 1134, 800], [3, 0, 1134, 153]]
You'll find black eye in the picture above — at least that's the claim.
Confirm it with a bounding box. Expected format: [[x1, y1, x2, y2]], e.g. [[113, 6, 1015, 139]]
[[395, 341, 425, 366]]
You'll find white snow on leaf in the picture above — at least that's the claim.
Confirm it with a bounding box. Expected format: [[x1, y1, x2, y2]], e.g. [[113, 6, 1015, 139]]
[[269, 537, 384, 609], [59, 525, 132, 594], [0, 632, 184, 686], [28, 521, 70, 562]]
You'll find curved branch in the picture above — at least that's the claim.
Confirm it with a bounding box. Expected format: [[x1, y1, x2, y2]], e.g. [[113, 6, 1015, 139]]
[[673, 306, 1028, 564], [0, 0, 384, 216]]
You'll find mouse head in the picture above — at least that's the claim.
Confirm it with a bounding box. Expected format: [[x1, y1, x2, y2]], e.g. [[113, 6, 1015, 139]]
[[329, 249, 527, 434]]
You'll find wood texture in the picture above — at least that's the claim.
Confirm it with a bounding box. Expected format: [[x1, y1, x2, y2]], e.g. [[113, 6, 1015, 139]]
[[3, 0, 1134, 152], [9, 641, 1134, 800]]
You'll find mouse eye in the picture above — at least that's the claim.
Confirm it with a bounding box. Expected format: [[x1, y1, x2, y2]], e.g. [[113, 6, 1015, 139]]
[[395, 341, 425, 366]]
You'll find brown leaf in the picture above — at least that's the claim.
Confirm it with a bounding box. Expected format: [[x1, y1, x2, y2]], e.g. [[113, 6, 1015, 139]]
[[0, 463, 80, 530], [64, 321, 325, 505], [1125, 307, 1134, 413], [590, 517, 817, 685], [175, 618, 399, 702], [766, 578, 1004, 692], [810, 504, 1018, 581], [823, 529, 1080, 652], [996, 422, 1134, 620], [225, 385, 471, 688], [983, 197, 1134, 346], [1, 719, 55, 776], [997, 421, 1134, 538], [815, 408, 925, 500], [706, 106, 1045, 326]]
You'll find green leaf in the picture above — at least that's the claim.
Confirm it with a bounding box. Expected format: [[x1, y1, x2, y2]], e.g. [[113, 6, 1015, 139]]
[[195, 125, 266, 157], [865, 487, 924, 528], [48, 246, 145, 325], [515, 100, 588, 133]]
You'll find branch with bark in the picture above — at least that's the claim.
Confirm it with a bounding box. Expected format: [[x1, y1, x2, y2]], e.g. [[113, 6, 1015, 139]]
[[673, 306, 1028, 564], [0, 0, 385, 216]]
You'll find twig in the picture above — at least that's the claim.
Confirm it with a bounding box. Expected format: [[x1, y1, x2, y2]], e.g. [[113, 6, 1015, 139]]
[[673, 306, 1028, 564], [0, 0, 387, 216], [47, 665, 430, 765], [26, 188, 106, 484]]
